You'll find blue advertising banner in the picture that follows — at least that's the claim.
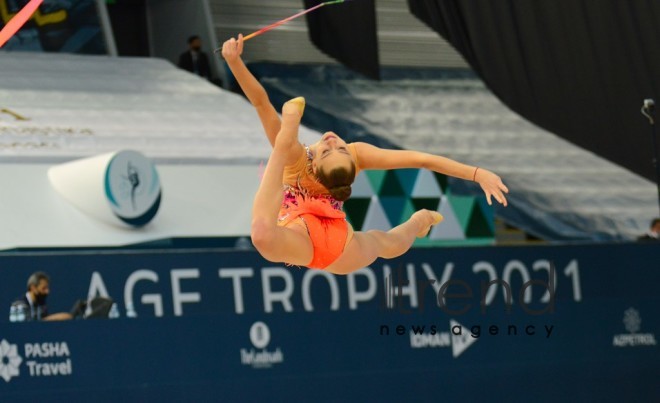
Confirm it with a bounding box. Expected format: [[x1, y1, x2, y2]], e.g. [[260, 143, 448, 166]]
[[0, 243, 658, 402], [0, 0, 106, 54]]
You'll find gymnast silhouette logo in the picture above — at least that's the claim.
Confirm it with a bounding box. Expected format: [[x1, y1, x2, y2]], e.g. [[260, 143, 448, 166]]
[[123, 162, 141, 211], [0, 339, 23, 383], [104, 150, 162, 226]]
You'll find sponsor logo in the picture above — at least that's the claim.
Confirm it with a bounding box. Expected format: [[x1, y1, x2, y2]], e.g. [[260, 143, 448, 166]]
[[0, 339, 73, 383], [0, 339, 22, 383], [612, 308, 657, 347], [240, 322, 284, 369], [104, 150, 161, 226], [409, 320, 478, 358]]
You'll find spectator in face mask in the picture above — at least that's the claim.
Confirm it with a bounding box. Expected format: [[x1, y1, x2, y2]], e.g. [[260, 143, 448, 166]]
[[9, 272, 72, 322], [178, 35, 212, 80]]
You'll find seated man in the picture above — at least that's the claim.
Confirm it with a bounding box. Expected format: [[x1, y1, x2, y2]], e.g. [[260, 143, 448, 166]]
[[9, 271, 72, 322]]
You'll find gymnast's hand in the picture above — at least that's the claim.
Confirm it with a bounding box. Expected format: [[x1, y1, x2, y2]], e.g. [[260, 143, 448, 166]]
[[221, 34, 244, 63], [475, 168, 509, 206]]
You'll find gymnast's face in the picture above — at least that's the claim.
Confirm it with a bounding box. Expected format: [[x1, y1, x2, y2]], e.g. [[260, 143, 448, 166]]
[[312, 132, 353, 175]]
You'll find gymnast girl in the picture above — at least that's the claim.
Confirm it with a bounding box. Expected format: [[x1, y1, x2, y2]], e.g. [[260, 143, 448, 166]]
[[221, 35, 509, 275]]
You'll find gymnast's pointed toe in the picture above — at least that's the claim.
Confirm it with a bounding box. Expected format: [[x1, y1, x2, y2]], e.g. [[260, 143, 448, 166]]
[[416, 210, 443, 238], [283, 97, 306, 116], [430, 211, 443, 225]]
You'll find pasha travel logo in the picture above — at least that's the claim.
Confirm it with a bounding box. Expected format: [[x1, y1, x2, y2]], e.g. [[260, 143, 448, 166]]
[[0, 339, 73, 383], [0, 339, 22, 382], [612, 308, 657, 347], [240, 321, 284, 369]]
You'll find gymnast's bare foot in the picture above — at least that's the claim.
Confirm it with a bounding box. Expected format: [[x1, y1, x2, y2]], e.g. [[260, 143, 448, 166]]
[[414, 209, 444, 238], [282, 97, 305, 117], [275, 97, 305, 151]]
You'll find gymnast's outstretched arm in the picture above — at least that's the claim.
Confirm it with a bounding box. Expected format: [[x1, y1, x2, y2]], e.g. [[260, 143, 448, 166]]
[[354, 142, 509, 206], [221, 34, 281, 147]]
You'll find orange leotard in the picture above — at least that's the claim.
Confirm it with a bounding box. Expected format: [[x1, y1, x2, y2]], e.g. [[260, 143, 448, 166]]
[[278, 143, 360, 269]]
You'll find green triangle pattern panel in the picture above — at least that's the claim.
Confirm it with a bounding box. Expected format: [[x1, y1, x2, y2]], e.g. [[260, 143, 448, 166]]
[[399, 199, 417, 224], [380, 197, 408, 227], [430, 196, 465, 240], [365, 171, 386, 194], [475, 197, 495, 233], [343, 198, 371, 230], [433, 172, 449, 193], [447, 194, 475, 231], [352, 172, 375, 197], [351, 169, 493, 243], [465, 200, 494, 237], [361, 198, 392, 231], [395, 169, 419, 196], [380, 196, 406, 226], [410, 197, 440, 212], [379, 170, 406, 197], [411, 170, 443, 197]]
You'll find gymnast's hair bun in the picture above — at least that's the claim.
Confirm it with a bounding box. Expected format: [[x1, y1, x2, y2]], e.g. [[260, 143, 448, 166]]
[[329, 185, 352, 202], [316, 163, 356, 202]]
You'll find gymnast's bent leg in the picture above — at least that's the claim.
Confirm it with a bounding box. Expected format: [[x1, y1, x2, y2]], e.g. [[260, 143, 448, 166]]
[[325, 210, 442, 275], [250, 99, 312, 266]]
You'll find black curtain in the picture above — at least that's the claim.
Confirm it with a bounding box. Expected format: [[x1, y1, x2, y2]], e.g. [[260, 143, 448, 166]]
[[303, 0, 380, 80], [408, 0, 660, 181], [106, 0, 149, 57]]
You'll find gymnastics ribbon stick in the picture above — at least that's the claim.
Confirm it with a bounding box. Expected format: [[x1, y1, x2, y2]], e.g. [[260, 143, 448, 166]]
[[0, 0, 44, 48], [214, 0, 349, 53]]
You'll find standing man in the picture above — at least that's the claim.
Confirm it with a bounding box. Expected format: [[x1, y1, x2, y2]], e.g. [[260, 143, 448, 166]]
[[178, 35, 212, 80], [9, 272, 72, 322]]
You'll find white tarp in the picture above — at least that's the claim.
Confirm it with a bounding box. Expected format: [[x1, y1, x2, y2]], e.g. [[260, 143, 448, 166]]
[[0, 52, 321, 250], [0, 52, 319, 161]]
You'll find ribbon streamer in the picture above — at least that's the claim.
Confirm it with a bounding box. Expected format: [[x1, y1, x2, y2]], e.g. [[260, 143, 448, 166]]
[[214, 0, 349, 53], [0, 0, 44, 48]]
